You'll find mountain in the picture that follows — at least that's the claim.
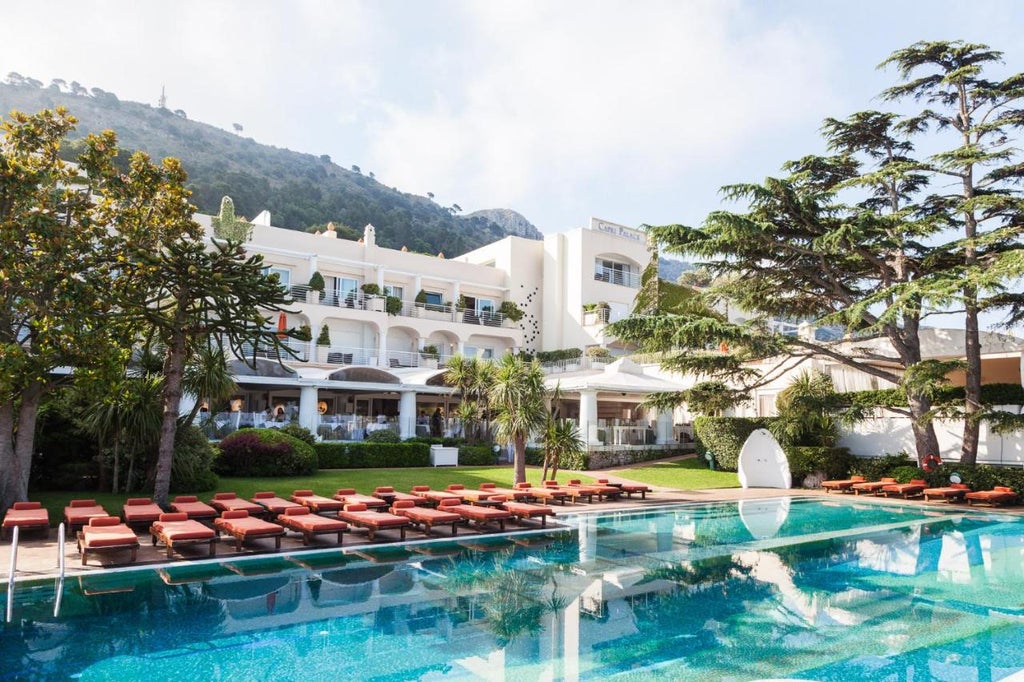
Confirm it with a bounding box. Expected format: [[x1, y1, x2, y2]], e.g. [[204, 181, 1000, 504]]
[[658, 257, 692, 283], [0, 80, 537, 256]]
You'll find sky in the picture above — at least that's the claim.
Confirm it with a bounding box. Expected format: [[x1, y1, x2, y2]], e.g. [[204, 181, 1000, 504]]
[[3, 0, 1024, 237]]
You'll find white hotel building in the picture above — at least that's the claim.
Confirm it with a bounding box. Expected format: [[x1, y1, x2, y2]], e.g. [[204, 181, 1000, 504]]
[[206, 213, 690, 451]]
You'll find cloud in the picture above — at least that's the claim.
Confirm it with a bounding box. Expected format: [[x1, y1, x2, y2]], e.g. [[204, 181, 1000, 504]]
[[363, 1, 834, 226]]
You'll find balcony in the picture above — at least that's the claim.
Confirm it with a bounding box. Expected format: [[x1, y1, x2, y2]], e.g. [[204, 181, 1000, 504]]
[[593, 266, 640, 288]]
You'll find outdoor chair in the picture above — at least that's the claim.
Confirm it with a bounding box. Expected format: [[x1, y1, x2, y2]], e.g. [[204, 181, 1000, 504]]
[[77, 516, 139, 566]]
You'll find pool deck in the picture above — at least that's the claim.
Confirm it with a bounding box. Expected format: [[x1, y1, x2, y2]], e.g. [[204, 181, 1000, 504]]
[[3, 480, 1020, 581]]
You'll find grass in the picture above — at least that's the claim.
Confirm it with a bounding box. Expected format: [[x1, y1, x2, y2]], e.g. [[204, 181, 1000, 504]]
[[27, 459, 739, 527]]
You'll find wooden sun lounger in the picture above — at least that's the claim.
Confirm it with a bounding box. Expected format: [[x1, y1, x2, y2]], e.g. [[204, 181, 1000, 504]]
[[851, 477, 897, 496], [513, 483, 568, 505], [882, 479, 927, 499], [567, 479, 621, 501], [122, 498, 164, 528], [151, 512, 218, 559], [333, 488, 388, 511], [410, 485, 463, 505], [337, 503, 411, 541], [250, 491, 304, 518], [478, 483, 531, 500], [493, 496, 556, 527], [446, 484, 493, 504], [276, 507, 348, 545], [595, 478, 652, 499], [210, 492, 267, 517], [2, 501, 50, 539], [542, 481, 594, 504], [77, 516, 139, 566], [373, 486, 425, 506], [820, 475, 866, 494], [439, 498, 512, 531], [966, 486, 1018, 507], [64, 499, 110, 533], [391, 500, 461, 536], [291, 489, 345, 514], [923, 484, 970, 502], [169, 495, 217, 521], [213, 510, 285, 552]]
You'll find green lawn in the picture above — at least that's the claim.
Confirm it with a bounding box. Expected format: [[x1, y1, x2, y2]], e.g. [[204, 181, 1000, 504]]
[[604, 457, 739, 490], [27, 459, 738, 528]]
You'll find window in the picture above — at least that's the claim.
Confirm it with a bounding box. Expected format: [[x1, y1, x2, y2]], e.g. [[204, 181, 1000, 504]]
[[424, 291, 443, 306], [594, 259, 639, 288], [384, 285, 404, 300], [334, 277, 359, 307], [263, 266, 290, 287]]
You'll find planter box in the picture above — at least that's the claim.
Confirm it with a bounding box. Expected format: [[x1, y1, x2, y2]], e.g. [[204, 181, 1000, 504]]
[[430, 445, 459, 467]]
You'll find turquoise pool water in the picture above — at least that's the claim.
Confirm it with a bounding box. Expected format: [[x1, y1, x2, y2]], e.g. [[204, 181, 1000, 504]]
[[3, 497, 1024, 680]]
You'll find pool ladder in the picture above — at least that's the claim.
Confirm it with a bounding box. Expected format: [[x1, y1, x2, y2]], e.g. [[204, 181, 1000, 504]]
[[3, 522, 66, 623]]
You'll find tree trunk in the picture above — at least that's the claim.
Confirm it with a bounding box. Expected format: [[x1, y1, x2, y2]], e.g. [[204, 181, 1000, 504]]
[[0, 401, 19, 514], [153, 334, 188, 507], [0, 383, 44, 514], [513, 434, 527, 484], [961, 296, 982, 464], [906, 392, 941, 465]]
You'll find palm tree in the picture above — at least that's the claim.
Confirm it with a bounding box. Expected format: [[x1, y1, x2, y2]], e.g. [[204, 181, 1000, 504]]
[[182, 345, 237, 426], [489, 354, 547, 483], [443, 354, 494, 443], [539, 384, 585, 480]]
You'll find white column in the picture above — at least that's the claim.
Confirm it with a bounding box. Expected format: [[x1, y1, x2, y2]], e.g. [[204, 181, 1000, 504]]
[[456, 340, 466, 356], [377, 326, 388, 367], [298, 385, 319, 434], [399, 390, 417, 440], [656, 410, 673, 445], [376, 266, 384, 289], [579, 389, 600, 445]]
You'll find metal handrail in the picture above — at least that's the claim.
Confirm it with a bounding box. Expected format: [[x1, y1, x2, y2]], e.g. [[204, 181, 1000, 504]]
[[53, 523, 65, 618], [5, 525, 18, 623]]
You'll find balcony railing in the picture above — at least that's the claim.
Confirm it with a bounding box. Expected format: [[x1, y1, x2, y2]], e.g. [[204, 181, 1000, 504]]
[[593, 266, 640, 288], [199, 412, 401, 442], [539, 356, 614, 374]]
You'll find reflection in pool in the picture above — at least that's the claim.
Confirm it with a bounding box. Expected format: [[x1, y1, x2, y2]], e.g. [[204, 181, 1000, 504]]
[[3, 497, 1024, 680]]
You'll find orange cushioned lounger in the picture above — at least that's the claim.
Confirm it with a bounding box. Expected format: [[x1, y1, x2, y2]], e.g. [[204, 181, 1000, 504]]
[[210, 493, 266, 517], [568, 479, 621, 501], [446, 484, 493, 504], [64, 499, 110, 532], [391, 499, 461, 536], [250, 491, 304, 517], [169, 495, 217, 521], [595, 478, 652, 499], [479, 483, 531, 500], [439, 498, 512, 532], [77, 516, 139, 566], [513, 482, 567, 504], [882, 479, 927, 499], [495, 495, 556, 527], [151, 512, 217, 559], [2, 502, 50, 539], [923, 483, 970, 502], [410, 486, 463, 504], [337, 503, 411, 541], [851, 477, 897, 496], [373, 486, 424, 505], [122, 498, 164, 527], [333, 488, 388, 510], [821, 475, 866, 494], [290, 489, 345, 513], [213, 510, 285, 552], [966, 486, 1018, 507], [276, 507, 348, 545], [542, 481, 595, 504]]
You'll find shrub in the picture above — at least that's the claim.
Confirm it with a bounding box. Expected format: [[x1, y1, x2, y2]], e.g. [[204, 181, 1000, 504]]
[[366, 428, 401, 443], [459, 445, 498, 466], [849, 452, 916, 480], [316, 442, 430, 468], [498, 300, 524, 322], [296, 324, 312, 342], [279, 423, 316, 446], [406, 436, 464, 447], [171, 425, 219, 492], [216, 428, 317, 477], [308, 271, 325, 292], [361, 283, 381, 296], [693, 416, 772, 471], [785, 446, 854, 486], [317, 325, 331, 346]]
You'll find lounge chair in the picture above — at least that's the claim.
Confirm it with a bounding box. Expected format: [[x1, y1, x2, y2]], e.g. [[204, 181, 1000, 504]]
[[169, 495, 217, 522], [372, 486, 425, 506], [290, 489, 345, 514], [276, 507, 348, 545], [542, 480, 595, 504], [595, 478, 652, 499], [390, 499, 461, 536], [122, 498, 164, 528], [445, 484, 494, 504], [495, 495, 556, 527], [210, 492, 266, 517], [923, 483, 970, 502], [333, 488, 388, 511], [568, 479, 621, 501], [250, 491, 304, 518], [821, 475, 866, 494], [64, 499, 110, 533], [2, 501, 50, 539], [337, 503, 411, 541], [439, 498, 512, 531], [851, 477, 897, 496], [882, 479, 927, 499], [513, 482, 568, 505], [478, 482, 531, 500], [410, 485, 463, 505], [213, 510, 286, 552], [150, 512, 218, 559], [966, 486, 1019, 507], [77, 516, 139, 566]]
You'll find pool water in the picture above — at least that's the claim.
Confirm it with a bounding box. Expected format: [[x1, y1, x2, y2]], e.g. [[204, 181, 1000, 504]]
[[3, 497, 1024, 681]]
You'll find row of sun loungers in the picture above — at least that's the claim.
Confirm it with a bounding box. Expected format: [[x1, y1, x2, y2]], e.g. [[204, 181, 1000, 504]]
[[821, 476, 1019, 506]]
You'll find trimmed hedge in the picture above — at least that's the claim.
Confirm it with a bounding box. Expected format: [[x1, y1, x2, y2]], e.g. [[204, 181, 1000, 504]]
[[843, 383, 1024, 410], [316, 442, 430, 469], [693, 416, 772, 471], [216, 428, 317, 477], [459, 445, 499, 466], [786, 446, 854, 486]]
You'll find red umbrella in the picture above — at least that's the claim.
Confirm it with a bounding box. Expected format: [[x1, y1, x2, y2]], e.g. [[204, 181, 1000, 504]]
[[276, 312, 288, 338]]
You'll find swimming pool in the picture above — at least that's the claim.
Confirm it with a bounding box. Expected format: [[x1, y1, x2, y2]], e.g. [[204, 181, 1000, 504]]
[[3, 497, 1023, 680]]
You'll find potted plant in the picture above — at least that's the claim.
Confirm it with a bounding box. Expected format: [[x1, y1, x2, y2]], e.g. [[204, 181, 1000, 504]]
[[385, 295, 402, 316], [296, 324, 313, 342], [420, 344, 439, 369], [361, 283, 384, 311], [498, 300, 524, 323], [317, 324, 331, 361], [307, 271, 325, 303]]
